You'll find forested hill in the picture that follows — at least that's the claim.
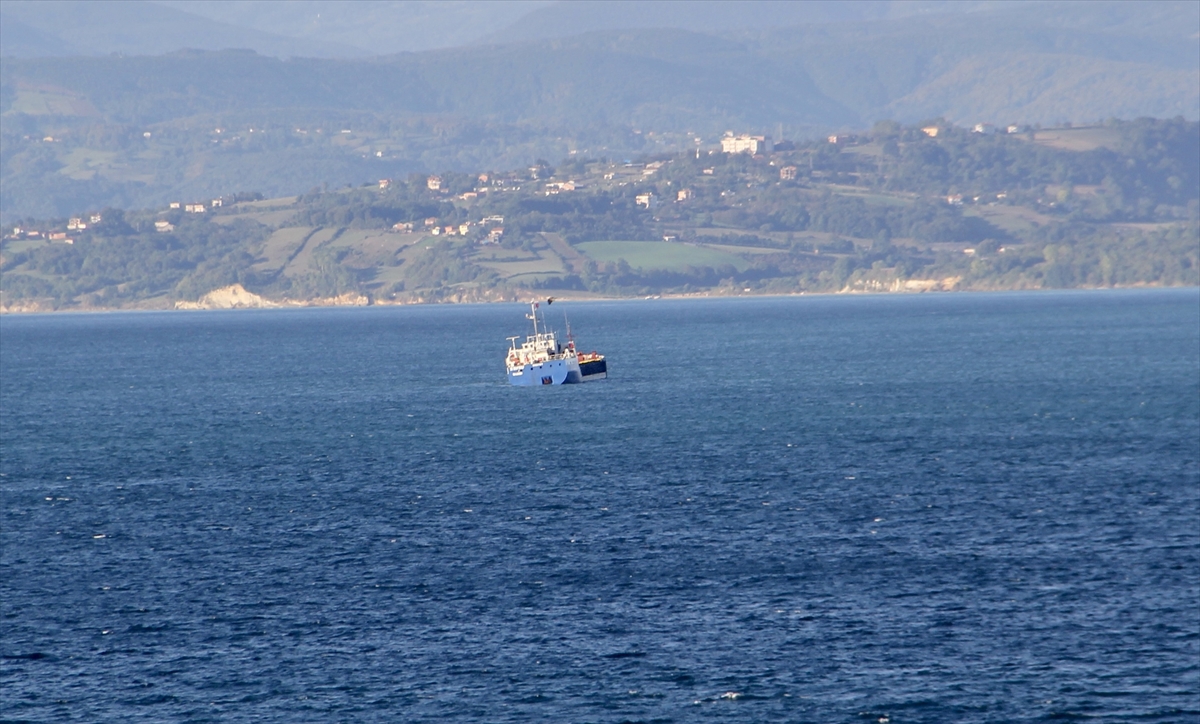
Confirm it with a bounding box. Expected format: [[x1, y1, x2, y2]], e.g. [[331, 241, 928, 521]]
[[2, 0, 1196, 221], [2, 118, 1195, 312]]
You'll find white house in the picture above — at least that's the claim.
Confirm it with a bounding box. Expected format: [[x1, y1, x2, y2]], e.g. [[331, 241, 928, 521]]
[[721, 133, 773, 155]]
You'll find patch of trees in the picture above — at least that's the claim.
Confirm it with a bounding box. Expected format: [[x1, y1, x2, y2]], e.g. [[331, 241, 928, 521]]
[[710, 188, 1002, 244], [1, 212, 270, 306], [290, 187, 455, 229], [856, 117, 1199, 222]]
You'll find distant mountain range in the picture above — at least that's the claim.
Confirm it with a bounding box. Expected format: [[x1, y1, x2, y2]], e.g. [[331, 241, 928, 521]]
[[1, 0, 1195, 220], [3, 1, 1019, 58], [0, 0, 367, 59], [4, 2, 1195, 127]]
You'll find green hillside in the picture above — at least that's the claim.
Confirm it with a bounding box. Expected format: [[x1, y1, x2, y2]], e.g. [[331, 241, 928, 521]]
[[576, 241, 749, 273], [2, 118, 1195, 311]]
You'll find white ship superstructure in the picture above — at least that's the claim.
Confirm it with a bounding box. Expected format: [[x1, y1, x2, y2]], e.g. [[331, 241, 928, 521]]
[[506, 300, 606, 385]]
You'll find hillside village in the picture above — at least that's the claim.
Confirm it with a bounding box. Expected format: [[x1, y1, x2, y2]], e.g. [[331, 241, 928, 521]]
[[1, 118, 1196, 311]]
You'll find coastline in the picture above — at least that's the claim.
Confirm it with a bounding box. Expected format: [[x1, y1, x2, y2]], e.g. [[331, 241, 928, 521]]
[[1, 282, 1195, 316]]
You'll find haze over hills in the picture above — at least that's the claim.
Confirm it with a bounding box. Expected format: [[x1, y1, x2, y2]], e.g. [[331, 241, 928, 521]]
[[0, 2, 1196, 308], [156, 0, 551, 56], [473, 0, 1053, 45], [0, 0, 367, 59], [3, 0, 1016, 59], [743, 4, 1199, 126], [0, 0, 1196, 221]]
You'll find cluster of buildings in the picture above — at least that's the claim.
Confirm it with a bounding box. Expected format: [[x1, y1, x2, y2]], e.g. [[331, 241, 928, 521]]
[[970, 123, 1029, 135], [2, 195, 242, 242], [396, 214, 505, 244], [7, 213, 104, 245], [921, 123, 1029, 138], [68, 214, 102, 229], [380, 171, 605, 202], [166, 198, 224, 215], [139, 197, 230, 232], [633, 187, 714, 208], [544, 181, 579, 194], [947, 191, 1009, 206], [420, 171, 539, 196], [381, 173, 531, 201]]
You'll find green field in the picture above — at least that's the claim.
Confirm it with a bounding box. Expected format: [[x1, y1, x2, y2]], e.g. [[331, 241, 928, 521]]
[[10, 88, 94, 116], [253, 227, 313, 272], [829, 186, 914, 207], [58, 148, 118, 181], [1, 238, 49, 254], [214, 207, 300, 228], [576, 241, 749, 272], [283, 226, 341, 275], [476, 256, 567, 277], [1030, 126, 1121, 152]]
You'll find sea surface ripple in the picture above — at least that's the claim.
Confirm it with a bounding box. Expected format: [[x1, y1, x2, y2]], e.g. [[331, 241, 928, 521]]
[[2, 290, 1198, 723]]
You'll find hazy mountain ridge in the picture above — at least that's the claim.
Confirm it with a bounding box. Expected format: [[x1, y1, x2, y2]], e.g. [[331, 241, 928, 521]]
[[1, 0, 1012, 59], [1, 2, 1195, 220], [4, 2, 1193, 126], [156, 0, 551, 56], [0, 0, 367, 59], [885, 53, 1200, 126], [474, 0, 1021, 46], [738, 7, 1199, 124]]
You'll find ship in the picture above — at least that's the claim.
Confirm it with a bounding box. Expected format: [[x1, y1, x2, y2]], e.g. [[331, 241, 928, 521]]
[[506, 299, 607, 385]]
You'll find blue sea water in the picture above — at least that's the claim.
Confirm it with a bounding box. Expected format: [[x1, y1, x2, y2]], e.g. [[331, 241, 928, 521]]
[[1, 290, 1198, 723]]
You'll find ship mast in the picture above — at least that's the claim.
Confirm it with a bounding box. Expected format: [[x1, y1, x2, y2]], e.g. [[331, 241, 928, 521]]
[[528, 301, 540, 339]]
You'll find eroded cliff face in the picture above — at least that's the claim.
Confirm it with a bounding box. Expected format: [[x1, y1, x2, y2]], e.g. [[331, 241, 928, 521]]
[[174, 284, 278, 310], [0, 299, 57, 313], [174, 284, 370, 310]]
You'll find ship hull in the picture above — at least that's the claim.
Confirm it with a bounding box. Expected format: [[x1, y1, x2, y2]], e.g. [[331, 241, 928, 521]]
[[579, 358, 607, 381], [507, 358, 582, 386]]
